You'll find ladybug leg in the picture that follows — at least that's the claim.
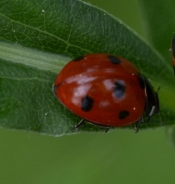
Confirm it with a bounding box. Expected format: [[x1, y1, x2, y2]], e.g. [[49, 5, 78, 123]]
[[134, 122, 139, 133], [105, 127, 110, 133], [147, 116, 152, 123], [73, 119, 85, 131], [134, 117, 144, 133], [139, 116, 144, 123]]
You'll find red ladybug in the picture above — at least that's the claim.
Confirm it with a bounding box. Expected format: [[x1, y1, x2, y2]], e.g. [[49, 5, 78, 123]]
[[53, 54, 159, 132], [171, 36, 175, 74]]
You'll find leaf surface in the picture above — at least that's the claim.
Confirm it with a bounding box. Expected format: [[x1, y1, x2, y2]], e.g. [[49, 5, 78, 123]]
[[0, 0, 174, 135]]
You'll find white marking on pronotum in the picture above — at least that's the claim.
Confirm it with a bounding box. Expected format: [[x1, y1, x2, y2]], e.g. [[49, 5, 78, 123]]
[[149, 106, 155, 116]]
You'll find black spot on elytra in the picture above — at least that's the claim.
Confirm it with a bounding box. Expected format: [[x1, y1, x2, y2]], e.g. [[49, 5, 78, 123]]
[[172, 36, 175, 57], [138, 73, 145, 90], [113, 80, 125, 98], [81, 96, 94, 111], [119, 111, 129, 119], [108, 55, 121, 64], [72, 56, 84, 61]]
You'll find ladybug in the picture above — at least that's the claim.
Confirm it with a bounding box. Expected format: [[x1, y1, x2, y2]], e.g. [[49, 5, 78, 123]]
[[171, 36, 175, 74], [53, 54, 159, 132]]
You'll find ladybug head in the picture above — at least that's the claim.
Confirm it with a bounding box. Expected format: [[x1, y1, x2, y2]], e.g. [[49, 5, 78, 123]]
[[143, 75, 160, 122]]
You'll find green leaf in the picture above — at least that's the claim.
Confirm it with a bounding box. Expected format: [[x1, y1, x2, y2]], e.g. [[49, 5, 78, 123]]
[[165, 125, 175, 148], [0, 0, 175, 136], [138, 0, 175, 59]]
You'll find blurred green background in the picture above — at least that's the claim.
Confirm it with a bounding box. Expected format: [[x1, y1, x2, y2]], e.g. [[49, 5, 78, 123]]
[[1, 0, 175, 184]]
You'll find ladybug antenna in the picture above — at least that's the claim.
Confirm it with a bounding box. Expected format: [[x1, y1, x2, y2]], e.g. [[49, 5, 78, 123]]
[[157, 87, 161, 94]]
